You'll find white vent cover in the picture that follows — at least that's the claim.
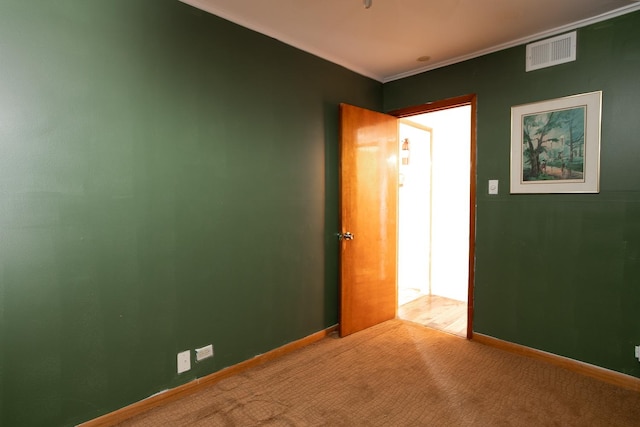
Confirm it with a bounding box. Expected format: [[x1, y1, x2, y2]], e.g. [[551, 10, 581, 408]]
[[526, 31, 576, 72]]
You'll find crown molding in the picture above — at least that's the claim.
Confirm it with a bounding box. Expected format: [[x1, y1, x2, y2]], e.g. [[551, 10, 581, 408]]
[[383, 3, 640, 83], [178, 0, 384, 81], [179, 1, 640, 84]]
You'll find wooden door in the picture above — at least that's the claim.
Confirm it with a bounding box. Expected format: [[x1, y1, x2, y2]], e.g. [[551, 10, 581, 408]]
[[339, 103, 398, 337]]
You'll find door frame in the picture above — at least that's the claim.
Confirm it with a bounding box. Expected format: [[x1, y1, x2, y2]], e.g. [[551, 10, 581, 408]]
[[388, 94, 477, 339]]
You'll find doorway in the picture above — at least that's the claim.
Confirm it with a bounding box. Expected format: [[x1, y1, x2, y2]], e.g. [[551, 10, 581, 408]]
[[338, 95, 476, 339], [393, 102, 473, 338]]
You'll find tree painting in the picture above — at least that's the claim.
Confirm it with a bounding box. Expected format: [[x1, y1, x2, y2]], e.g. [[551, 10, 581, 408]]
[[521, 106, 586, 181]]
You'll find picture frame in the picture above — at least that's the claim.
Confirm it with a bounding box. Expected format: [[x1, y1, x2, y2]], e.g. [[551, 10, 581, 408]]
[[510, 91, 602, 194]]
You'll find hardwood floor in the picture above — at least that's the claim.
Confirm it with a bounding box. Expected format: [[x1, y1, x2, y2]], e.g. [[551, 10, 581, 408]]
[[398, 294, 467, 337]]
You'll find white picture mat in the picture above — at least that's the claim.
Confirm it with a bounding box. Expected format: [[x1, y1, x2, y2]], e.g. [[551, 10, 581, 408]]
[[510, 91, 602, 194]]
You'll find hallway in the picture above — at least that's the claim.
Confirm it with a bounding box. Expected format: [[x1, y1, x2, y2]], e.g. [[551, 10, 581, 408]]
[[398, 294, 467, 337]]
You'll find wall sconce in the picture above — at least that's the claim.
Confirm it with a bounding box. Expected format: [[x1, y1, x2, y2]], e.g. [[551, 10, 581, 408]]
[[401, 138, 410, 165]]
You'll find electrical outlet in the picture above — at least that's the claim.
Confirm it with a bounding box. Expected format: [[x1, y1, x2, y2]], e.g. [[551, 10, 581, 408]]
[[635, 345, 640, 361], [195, 344, 214, 362], [177, 350, 191, 374]]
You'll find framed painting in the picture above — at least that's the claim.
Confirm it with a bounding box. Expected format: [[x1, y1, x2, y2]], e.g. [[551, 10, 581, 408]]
[[510, 91, 602, 193]]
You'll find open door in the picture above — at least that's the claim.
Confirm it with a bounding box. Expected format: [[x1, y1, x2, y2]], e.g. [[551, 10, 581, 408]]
[[339, 103, 398, 337]]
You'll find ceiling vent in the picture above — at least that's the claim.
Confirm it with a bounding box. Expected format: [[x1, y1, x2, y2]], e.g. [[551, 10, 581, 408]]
[[526, 31, 576, 72]]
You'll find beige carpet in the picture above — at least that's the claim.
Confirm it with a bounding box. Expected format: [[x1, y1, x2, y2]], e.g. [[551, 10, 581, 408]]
[[118, 320, 640, 426]]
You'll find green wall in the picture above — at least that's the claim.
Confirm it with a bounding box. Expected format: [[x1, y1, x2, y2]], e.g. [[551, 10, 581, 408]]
[[0, 1, 381, 425], [2, 1, 638, 425], [385, 11, 640, 378]]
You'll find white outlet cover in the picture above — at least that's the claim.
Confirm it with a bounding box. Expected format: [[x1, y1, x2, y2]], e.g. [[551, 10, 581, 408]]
[[195, 344, 214, 362], [177, 350, 191, 374]]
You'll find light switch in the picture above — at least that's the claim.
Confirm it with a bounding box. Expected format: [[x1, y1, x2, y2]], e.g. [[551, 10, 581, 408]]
[[488, 179, 499, 195]]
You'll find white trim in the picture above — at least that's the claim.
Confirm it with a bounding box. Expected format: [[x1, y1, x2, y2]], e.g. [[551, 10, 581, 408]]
[[384, 3, 640, 82], [178, 0, 640, 83], [178, 0, 382, 81]]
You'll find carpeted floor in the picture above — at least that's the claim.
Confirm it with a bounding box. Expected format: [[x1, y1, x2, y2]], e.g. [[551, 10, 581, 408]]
[[118, 319, 640, 426]]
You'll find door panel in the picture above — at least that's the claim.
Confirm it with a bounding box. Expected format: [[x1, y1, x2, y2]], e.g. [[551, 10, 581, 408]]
[[339, 103, 398, 337]]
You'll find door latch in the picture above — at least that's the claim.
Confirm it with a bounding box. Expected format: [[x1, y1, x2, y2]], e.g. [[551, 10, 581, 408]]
[[338, 232, 355, 241]]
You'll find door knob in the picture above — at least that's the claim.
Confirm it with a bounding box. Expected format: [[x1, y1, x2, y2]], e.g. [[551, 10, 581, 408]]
[[338, 232, 355, 241]]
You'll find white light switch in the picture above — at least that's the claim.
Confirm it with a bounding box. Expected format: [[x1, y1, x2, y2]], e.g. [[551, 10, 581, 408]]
[[488, 180, 499, 195]]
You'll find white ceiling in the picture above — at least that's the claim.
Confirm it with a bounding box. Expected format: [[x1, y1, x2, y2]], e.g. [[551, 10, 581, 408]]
[[180, 0, 640, 82]]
